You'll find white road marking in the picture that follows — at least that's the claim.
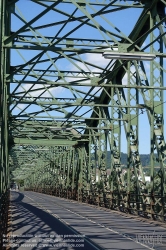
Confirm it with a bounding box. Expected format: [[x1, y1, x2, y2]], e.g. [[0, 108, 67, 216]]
[[25, 192, 154, 250]]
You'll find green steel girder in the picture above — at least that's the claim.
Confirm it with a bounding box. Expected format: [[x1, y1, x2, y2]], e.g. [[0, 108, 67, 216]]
[[0, 0, 11, 243], [13, 138, 80, 145], [85, 1, 162, 128]]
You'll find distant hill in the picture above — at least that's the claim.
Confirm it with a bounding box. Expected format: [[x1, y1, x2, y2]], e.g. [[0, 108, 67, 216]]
[[106, 152, 151, 167]]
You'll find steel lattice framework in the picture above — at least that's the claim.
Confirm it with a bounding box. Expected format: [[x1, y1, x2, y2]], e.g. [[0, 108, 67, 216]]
[[0, 0, 166, 240]]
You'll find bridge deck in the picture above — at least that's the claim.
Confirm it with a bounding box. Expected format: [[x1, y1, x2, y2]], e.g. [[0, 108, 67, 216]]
[[7, 191, 166, 250]]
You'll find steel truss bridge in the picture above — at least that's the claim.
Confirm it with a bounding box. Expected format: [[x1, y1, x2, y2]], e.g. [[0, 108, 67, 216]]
[[0, 0, 166, 245]]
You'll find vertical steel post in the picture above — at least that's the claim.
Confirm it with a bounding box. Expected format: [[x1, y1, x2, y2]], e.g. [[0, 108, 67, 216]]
[[0, 0, 10, 246]]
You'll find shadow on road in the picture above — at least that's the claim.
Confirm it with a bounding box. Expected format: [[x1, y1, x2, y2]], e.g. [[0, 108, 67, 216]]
[[9, 191, 100, 250]]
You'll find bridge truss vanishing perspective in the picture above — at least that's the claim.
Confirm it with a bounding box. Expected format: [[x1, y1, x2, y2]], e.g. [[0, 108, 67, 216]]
[[0, 0, 166, 243]]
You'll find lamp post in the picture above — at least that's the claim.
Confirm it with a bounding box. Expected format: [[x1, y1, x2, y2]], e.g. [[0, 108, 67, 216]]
[[102, 52, 156, 61]]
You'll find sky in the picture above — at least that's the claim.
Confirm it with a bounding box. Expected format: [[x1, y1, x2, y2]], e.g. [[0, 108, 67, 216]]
[[9, 0, 166, 154]]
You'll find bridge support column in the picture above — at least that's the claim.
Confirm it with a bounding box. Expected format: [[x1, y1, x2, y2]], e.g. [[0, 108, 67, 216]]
[[0, 0, 10, 247]]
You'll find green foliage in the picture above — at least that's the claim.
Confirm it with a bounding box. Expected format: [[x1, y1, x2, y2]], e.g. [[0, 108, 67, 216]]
[[17, 179, 24, 187]]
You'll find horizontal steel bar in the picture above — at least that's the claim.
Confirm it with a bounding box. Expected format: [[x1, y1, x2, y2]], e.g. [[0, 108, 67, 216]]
[[10, 100, 147, 108], [13, 138, 78, 146], [15, 35, 113, 42], [11, 115, 135, 120], [20, 0, 145, 8], [10, 81, 166, 89]]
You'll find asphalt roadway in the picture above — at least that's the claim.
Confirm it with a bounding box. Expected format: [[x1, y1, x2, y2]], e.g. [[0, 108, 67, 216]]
[[7, 191, 166, 250]]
